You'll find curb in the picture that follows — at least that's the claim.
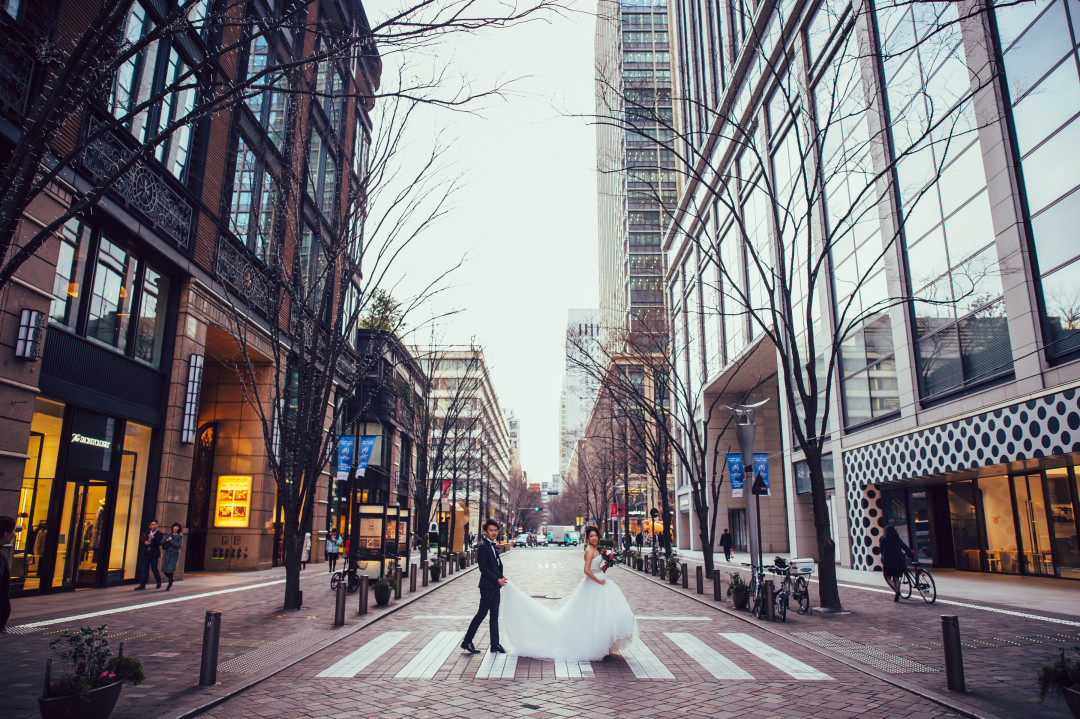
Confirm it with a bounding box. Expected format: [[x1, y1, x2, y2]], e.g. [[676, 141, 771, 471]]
[[630, 567, 996, 719], [154, 563, 480, 719]]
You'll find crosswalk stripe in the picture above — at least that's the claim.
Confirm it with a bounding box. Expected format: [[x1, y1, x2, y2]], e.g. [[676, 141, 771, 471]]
[[621, 638, 675, 679], [719, 632, 833, 680], [637, 616, 711, 621], [553, 659, 594, 678], [316, 632, 410, 678], [665, 632, 754, 680], [475, 651, 518, 679], [394, 631, 461, 678]]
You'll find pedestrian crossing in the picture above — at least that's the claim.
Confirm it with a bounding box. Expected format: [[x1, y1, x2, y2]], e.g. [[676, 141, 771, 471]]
[[314, 630, 833, 682]]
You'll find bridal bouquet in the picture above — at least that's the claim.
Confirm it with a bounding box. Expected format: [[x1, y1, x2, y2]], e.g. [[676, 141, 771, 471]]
[[600, 549, 621, 569]]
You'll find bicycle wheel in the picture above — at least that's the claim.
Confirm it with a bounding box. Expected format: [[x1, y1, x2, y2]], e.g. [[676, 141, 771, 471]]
[[914, 568, 936, 604], [794, 576, 810, 614], [899, 571, 912, 599], [775, 591, 788, 622], [347, 572, 361, 594], [330, 573, 340, 591], [748, 574, 760, 614]]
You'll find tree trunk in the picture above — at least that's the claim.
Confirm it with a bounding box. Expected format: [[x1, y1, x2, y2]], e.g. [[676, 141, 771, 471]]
[[282, 505, 303, 611], [693, 493, 715, 577], [806, 450, 842, 611]]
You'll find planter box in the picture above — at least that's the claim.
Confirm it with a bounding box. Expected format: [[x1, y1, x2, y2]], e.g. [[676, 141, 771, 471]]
[[373, 585, 391, 606], [731, 586, 750, 610], [40, 681, 123, 719]]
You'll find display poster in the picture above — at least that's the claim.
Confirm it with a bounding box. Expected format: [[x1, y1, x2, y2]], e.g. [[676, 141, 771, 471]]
[[215, 476, 252, 527], [727, 453, 745, 498], [358, 517, 381, 550]]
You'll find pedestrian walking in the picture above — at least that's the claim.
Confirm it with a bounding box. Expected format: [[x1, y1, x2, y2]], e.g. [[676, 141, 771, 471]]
[[635, 531, 644, 550], [134, 519, 164, 590], [622, 533, 632, 552], [0, 515, 15, 633], [880, 525, 915, 602], [301, 532, 311, 570], [161, 522, 183, 591], [719, 528, 733, 562], [326, 528, 342, 573], [461, 519, 507, 654]]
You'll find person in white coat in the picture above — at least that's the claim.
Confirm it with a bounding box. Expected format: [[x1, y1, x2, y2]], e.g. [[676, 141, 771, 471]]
[[301, 532, 312, 570]]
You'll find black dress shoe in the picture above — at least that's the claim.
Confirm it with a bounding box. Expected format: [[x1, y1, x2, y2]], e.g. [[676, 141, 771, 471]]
[[490, 644, 507, 654], [461, 641, 480, 654], [133, 586, 145, 591]]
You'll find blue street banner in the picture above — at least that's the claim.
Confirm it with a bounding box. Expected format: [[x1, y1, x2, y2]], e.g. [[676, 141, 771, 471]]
[[355, 435, 377, 477], [727, 453, 745, 498], [753, 452, 770, 496], [336, 436, 355, 481]]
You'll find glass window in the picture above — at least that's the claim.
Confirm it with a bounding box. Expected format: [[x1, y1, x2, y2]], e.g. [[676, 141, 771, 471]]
[[1030, 186, 1080, 273], [948, 480, 982, 570], [1040, 263, 1080, 357], [111, 421, 152, 579], [230, 134, 275, 261], [978, 475, 1020, 574], [14, 398, 64, 591], [134, 266, 169, 365], [230, 136, 256, 247], [793, 456, 835, 494], [86, 236, 136, 352], [50, 219, 90, 326], [153, 48, 196, 179], [1020, 115, 1080, 214], [1047, 467, 1080, 579]]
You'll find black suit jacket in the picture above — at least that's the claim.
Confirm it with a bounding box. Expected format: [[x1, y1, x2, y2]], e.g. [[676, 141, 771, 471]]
[[144, 529, 164, 559], [477, 539, 504, 590]]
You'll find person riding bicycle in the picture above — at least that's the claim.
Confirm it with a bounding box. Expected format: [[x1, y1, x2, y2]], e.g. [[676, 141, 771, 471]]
[[880, 525, 915, 602]]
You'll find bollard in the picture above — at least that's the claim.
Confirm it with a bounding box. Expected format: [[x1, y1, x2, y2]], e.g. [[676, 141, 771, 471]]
[[358, 575, 369, 615], [652, 557, 659, 577], [199, 610, 222, 686], [422, 560, 429, 587], [764, 580, 775, 621], [713, 574, 722, 601], [395, 566, 402, 600], [696, 566, 703, 594], [410, 564, 417, 592], [941, 615, 966, 692], [334, 580, 347, 626]]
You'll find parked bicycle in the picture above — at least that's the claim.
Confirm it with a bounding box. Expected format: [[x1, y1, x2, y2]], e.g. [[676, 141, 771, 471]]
[[898, 560, 936, 604], [767, 557, 812, 621], [330, 553, 361, 594], [741, 562, 768, 619]]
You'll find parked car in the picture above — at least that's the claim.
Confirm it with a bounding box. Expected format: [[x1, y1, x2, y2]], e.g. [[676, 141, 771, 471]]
[[536, 534, 549, 546], [512, 533, 529, 547]]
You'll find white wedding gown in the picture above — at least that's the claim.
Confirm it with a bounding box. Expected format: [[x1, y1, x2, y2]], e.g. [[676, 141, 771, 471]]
[[500, 553, 638, 662]]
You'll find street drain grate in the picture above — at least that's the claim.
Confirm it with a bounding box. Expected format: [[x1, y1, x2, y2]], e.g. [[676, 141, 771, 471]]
[[795, 632, 938, 674], [218, 628, 338, 674], [522, 704, 541, 710]]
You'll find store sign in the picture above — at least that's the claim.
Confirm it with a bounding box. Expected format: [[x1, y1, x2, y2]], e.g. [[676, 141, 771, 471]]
[[71, 433, 110, 449], [728, 453, 745, 498], [215, 476, 252, 528]]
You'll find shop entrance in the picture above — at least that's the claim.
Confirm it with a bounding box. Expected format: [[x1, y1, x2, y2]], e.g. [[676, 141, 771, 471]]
[[54, 479, 109, 590]]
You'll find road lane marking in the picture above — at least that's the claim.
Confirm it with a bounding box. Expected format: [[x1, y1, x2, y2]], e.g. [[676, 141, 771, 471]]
[[553, 659, 594, 678], [622, 638, 676, 679], [665, 632, 753, 680], [316, 632, 410, 677], [637, 616, 711, 621], [411, 615, 472, 620], [476, 650, 518, 679], [719, 632, 833, 680], [395, 631, 461, 678]]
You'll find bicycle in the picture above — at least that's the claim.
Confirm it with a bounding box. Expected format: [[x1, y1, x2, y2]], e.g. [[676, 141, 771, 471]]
[[767, 557, 812, 621], [742, 562, 768, 619], [898, 560, 936, 603], [330, 554, 361, 594]]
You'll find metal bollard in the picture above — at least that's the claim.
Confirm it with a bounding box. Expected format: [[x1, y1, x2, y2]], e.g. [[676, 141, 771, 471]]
[[696, 566, 704, 594], [713, 574, 722, 601], [941, 615, 966, 692], [394, 566, 402, 600], [199, 610, 222, 686], [652, 557, 659, 577], [764, 580, 775, 621], [334, 580, 347, 626], [682, 563, 688, 588], [422, 560, 429, 587], [410, 564, 417, 592], [358, 575, 369, 615]]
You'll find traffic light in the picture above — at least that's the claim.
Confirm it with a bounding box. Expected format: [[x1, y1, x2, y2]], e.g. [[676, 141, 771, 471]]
[[534, 506, 540, 511]]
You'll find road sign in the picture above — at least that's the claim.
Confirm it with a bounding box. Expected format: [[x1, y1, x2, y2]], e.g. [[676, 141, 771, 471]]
[[650, 507, 659, 519]]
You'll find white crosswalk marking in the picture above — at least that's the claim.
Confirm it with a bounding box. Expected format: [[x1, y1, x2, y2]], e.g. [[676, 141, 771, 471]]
[[665, 632, 753, 680], [394, 631, 461, 678], [637, 616, 711, 621], [553, 659, 594, 678], [621, 638, 675, 679], [719, 633, 833, 680], [475, 651, 518, 679], [316, 632, 410, 678]]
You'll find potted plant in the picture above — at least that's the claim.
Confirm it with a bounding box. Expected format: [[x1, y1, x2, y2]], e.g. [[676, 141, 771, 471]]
[[372, 573, 396, 606], [39, 625, 144, 719], [1037, 647, 1080, 717], [428, 556, 443, 582], [457, 552, 467, 570], [665, 551, 681, 584], [727, 571, 749, 610]]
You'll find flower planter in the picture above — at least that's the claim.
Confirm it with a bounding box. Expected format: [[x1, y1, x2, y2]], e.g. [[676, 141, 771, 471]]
[[731, 586, 749, 610], [458, 555, 467, 570], [667, 569, 680, 585], [373, 585, 391, 606], [429, 566, 441, 583], [39, 680, 123, 719], [1063, 685, 1080, 718]]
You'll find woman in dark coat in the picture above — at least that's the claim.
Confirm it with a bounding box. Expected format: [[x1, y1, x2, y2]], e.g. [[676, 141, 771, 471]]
[[161, 522, 183, 591], [880, 525, 914, 602]]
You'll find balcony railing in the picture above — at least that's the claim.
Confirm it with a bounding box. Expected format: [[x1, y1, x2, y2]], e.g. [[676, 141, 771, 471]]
[[214, 233, 273, 316], [0, 30, 33, 122]]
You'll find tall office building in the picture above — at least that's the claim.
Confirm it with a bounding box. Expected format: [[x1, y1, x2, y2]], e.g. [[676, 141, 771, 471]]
[[560, 310, 601, 473]]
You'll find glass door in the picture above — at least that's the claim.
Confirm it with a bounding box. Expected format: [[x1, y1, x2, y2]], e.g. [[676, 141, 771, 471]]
[[53, 480, 109, 589], [1013, 474, 1052, 576], [1046, 467, 1080, 579]]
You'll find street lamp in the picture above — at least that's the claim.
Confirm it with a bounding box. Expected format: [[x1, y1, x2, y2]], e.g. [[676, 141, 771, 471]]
[[728, 400, 769, 577]]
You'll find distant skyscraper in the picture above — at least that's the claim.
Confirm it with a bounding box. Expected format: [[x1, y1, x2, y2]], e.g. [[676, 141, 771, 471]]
[[506, 410, 521, 461], [560, 310, 601, 473]]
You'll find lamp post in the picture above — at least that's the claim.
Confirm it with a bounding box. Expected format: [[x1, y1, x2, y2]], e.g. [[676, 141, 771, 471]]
[[729, 400, 769, 577]]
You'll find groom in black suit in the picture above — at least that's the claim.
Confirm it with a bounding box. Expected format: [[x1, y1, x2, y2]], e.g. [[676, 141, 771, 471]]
[[461, 519, 507, 654]]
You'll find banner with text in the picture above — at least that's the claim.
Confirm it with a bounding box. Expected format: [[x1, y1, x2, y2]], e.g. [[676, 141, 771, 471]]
[[753, 452, 771, 496], [355, 435, 377, 477], [336, 436, 355, 481], [727, 453, 745, 498]]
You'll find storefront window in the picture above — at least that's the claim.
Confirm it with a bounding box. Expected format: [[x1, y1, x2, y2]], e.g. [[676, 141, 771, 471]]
[[15, 398, 65, 591], [86, 237, 136, 352], [1015, 473, 1053, 576], [948, 481, 981, 571], [979, 475, 1020, 574], [1047, 468, 1080, 579], [111, 421, 151, 579]]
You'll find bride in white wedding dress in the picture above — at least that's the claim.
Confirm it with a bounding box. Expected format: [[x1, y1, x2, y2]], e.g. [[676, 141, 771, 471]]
[[500, 526, 638, 662]]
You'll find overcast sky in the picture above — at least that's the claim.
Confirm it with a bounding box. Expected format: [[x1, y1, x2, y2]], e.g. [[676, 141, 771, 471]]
[[379, 1, 601, 485]]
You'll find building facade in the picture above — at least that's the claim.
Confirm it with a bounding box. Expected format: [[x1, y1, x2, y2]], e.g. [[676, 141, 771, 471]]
[[560, 309, 602, 473], [667, 0, 1080, 581], [1, 0, 380, 594]]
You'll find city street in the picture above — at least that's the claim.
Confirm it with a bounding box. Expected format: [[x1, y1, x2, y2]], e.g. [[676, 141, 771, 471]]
[[7, 546, 1076, 718]]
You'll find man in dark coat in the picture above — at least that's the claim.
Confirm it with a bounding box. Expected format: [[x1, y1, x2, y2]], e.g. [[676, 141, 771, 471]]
[[134, 519, 163, 590], [719, 528, 734, 562], [461, 519, 506, 654]]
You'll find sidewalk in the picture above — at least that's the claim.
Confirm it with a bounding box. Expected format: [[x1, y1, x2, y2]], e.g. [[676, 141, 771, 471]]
[[1, 557, 483, 719], [640, 547, 1080, 718]]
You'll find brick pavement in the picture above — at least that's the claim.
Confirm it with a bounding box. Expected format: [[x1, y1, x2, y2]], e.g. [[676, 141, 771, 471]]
[[0, 556, 480, 719], [198, 547, 964, 719]]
